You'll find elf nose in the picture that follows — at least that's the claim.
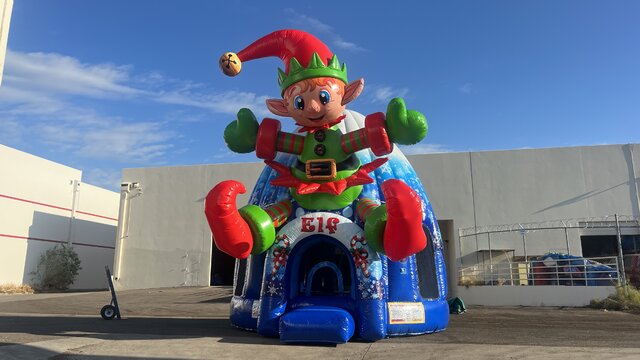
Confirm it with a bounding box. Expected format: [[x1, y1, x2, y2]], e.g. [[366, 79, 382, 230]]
[[308, 99, 321, 113]]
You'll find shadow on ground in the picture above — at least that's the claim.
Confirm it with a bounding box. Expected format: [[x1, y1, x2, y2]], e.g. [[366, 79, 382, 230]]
[[3, 288, 640, 350], [0, 315, 278, 345], [196, 295, 233, 304], [2, 342, 180, 360]]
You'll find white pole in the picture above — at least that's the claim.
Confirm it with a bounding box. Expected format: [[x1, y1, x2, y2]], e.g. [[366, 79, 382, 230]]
[[67, 180, 80, 245], [113, 183, 134, 280], [615, 214, 627, 286]]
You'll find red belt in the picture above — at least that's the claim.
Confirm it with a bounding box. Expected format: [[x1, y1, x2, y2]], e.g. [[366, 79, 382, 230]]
[[264, 157, 388, 195]]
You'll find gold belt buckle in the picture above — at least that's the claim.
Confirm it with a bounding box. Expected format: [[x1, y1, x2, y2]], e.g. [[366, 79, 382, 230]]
[[305, 159, 337, 181]]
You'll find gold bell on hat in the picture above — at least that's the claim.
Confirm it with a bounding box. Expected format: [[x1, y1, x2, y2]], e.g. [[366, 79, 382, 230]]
[[219, 52, 242, 76]]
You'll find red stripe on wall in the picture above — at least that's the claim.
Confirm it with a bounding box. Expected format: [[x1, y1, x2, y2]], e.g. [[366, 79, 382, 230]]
[[0, 233, 115, 250], [0, 194, 117, 222], [76, 211, 118, 222], [0, 194, 71, 212]]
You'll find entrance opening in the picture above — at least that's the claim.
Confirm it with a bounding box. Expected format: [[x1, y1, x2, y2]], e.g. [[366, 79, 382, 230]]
[[211, 244, 235, 286], [280, 239, 358, 343], [438, 219, 455, 297], [288, 235, 355, 299], [416, 225, 440, 299], [306, 261, 344, 296]]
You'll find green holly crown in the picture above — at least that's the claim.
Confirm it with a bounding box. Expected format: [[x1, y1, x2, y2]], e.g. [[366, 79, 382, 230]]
[[277, 53, 348, 93]]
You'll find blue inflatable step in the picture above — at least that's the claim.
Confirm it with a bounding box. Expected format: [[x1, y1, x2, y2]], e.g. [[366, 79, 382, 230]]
[[279, 306, 355, 343]]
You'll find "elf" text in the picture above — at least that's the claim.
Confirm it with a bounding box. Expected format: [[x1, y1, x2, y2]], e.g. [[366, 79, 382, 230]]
[[300, 216, 340, 234]]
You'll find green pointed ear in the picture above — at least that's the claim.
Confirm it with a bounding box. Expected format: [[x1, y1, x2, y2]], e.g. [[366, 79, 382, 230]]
[[342, 78, 364, 105]]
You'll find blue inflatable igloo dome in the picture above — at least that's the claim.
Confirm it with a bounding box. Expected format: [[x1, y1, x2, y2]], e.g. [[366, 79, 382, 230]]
[[226, 110, 449, 343]]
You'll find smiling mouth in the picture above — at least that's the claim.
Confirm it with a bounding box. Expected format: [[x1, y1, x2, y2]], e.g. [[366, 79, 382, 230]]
[[307, 115, 325, 121]]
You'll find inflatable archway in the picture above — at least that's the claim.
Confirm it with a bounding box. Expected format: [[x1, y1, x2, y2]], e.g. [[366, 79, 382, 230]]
[[224, 110, 449, 343]]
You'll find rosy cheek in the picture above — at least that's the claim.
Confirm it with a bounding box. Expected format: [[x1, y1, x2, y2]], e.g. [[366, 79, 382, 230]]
[[292, 114, 309, 124]]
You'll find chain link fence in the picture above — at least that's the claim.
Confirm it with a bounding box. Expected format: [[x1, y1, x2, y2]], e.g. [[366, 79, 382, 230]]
[[458, 215, 640, 287]]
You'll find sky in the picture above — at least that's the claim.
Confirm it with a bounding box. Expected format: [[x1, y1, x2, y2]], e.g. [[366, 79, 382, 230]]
[[0, 1, 638, 191]]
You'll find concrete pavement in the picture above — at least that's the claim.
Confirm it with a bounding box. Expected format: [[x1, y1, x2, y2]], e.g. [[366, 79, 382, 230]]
[[1, 287, 639, 359]]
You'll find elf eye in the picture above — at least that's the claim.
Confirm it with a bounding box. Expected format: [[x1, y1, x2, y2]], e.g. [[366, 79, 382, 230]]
[[319, 90, 331, 105], [294, 95, 304, 110]]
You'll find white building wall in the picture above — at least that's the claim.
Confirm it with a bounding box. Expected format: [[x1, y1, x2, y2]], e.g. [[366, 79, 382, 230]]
[[0, 145, 118, 289], [115, 143, 640, 306], [115, 163, 263, 290], [72, 182, 119, 289], [408, 145, 640, 268]]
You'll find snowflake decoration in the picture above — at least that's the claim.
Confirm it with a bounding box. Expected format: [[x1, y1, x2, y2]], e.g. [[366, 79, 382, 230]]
[[267, 284, 278, 295]]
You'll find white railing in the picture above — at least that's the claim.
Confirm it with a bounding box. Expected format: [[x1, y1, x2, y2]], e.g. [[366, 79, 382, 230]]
[[459, 256, 620, 287]]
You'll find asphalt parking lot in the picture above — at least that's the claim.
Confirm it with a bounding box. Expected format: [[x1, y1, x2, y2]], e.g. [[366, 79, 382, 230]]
[[1, 287, 639, 359]]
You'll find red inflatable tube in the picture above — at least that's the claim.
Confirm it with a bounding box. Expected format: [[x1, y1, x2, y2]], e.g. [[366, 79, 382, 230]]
[[365, 112, 393, 156], [382, 179, 427, 261], [256, 118, 281, 160], [204, 180, 253, 259]]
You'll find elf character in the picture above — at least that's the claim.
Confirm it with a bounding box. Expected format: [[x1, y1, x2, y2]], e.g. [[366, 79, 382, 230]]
[[205, 29, 428, 262]]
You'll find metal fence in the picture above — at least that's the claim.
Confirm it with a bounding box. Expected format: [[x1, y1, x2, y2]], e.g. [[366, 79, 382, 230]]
[[459, 256, 619, 286], [458, 214, 640, 286]]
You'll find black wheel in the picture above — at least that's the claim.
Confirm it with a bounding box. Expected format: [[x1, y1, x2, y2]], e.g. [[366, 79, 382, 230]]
[[100, 304, 117, 320]]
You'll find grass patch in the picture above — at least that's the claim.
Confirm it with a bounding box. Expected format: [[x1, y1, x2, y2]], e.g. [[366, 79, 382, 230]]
[[589, 285, 640, 314], [0, 283, 35, 294]]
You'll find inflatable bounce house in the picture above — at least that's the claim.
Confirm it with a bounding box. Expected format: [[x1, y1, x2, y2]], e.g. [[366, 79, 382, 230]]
[[205, 30, 448, 343]]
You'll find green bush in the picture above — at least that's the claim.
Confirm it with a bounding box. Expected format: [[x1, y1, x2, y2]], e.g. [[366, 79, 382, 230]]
[[32, 244, 82, 291], [589, 285, 640, 314]]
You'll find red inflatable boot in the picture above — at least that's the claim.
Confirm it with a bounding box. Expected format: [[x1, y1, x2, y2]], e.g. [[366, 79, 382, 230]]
[[382, 179, 427, 261], [204, 180, 253, 259]]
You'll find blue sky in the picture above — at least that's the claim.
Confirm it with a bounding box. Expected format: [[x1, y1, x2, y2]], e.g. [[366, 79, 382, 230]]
[[1, 1, 638, 190]]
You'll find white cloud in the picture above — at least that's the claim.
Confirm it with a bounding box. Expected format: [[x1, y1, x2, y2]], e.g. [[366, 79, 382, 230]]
[[0, 117, 24, 145], [458, 83, 473, 94], [399, 143, 455, 155], [284, 9, 365, 52], [4, 50, 144, 98], [210, 148, 237, 160], [332, 36, 365, 52], [285, 8, 333, 33], [22, 108, 175, 163], [0, 86, 66, 115], [0, 49, 271, 117], [79, 122, 174, 162], [0, 49, 275, 165], [156, 90, 271, 117], [368, 85, 409, 104], [83, 168, 122, 191]]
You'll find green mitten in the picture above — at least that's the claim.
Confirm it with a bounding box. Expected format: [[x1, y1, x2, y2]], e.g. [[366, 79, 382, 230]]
[[223, 108, 259, 153], [385, 98, 428, 145]]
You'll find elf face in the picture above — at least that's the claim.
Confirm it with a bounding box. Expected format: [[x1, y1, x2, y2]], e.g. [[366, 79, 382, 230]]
[[285, 79, 345, 127], [267, 77, 364, 129]]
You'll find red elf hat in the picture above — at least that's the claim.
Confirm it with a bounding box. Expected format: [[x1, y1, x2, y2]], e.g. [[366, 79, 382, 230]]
[[219, 29, 348, 95]]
